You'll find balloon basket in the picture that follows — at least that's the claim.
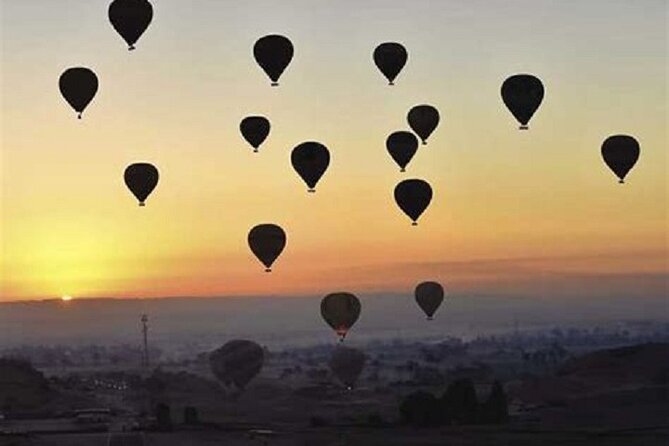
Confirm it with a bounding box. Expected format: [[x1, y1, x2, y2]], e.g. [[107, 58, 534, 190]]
[[411, 221, 418, 226], [253, 148, 259, 153], [422, 140, 427, 145], [128, 45, 136, 51], [271, 82, 279, 87], [519, 125, 529, 130], [265, 268, 272, 273], [307, 188, 316, 193], [618, 179, 625, 184], [388, 81, 395, 86], [139, 202, 146, 207], [77, 113, 82, 119], [427, 316, 433, 321], [400, 168, 406, 172]]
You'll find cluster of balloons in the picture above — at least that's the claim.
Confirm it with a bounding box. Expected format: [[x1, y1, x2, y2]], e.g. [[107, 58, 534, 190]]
[[208, 280, 445, 392], [54, 0, 643, 392]]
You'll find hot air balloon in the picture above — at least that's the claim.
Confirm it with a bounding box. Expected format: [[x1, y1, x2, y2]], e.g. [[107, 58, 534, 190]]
[[240, 116, 270, 152], [373, 42, 407, 85], [501, 74, 544, 130], [394, 179, 433, 226], [291, 142, 330, 192], [248, 224, 286, 272], [415, 281, 444, 320], [108, 0, 153, 51], [210, 340, 264, 390], [124, 163, 159, 206], [59, 68, 98, 119], [321, 293, 361, 341], [408, 105, 440, 144], [386, 131, 419, 172], [601, 135, 640, 184], [329, 346, 366, 390], [253, 35, 294, 86]]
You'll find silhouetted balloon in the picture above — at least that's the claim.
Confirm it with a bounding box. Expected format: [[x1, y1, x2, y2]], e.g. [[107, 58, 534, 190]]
[[253, 35, 294, 86], [373, 42, 407, 85], [321, 293, 361, 341], [501, 74, 544, 130], [210, 340, 264, 390], [59, 68, 98, 119], [387, 131, 419, 172], [394, 179, 433, 226], [601, 135, 640, 184], [291, 142, 330, 192], [108, 0, 153, 51], [248, 224, 286, 272], [408, 105, 440, 144], [329, 346, 366, 390], [240, 116, 270, 152], [415, 281, 444, 320], [124, 163, 159, 206]]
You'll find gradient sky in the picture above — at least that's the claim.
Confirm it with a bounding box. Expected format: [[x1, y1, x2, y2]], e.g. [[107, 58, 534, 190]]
[[1, 0, 667, 301]]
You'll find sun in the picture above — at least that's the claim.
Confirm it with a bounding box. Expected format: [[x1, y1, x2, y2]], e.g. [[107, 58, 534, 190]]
[[61, 295, 73, 302]]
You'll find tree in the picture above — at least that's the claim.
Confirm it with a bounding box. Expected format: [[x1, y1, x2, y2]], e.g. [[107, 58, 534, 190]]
[[480, 381, 508, 424], [399, 391, 440, 427], [441, 379, 478, 425], [155, 403, 173, 431]]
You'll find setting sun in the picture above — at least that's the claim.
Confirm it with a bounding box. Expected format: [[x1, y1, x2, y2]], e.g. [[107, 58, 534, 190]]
[[61, 295, 73, 302]]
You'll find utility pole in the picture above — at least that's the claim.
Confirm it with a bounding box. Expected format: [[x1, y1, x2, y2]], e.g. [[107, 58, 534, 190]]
[[141, 314, 149, 369]]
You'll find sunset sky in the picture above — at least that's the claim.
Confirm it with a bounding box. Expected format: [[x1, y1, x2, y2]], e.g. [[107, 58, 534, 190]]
[[1, 0, 666, 301]]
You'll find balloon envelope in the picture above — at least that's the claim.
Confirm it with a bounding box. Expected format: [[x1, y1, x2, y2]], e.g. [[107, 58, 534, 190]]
[[321, 292, 361, 341], [291, 142, 330, 192], [59, 67, 98, 119], [240, 116, 270, 152], [210, 340, 264, 390], [501, 74, 544, 129], [373, 42, 407, 85], [108, 0, 153, 50], [407, 105, 440, 144], [329, 346, 366, 389], [253, 35, 294, 86], [394, 179, 433, 225], [124, 163, 159, 206], [248, 224, 286, 272], [601, 135, 640, 184], [415, 281, 444, 320], [386, 131, 419, 172]]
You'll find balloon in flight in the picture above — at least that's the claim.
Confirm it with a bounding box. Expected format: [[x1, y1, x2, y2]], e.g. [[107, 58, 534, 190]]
[[253, 35, 294, 86], [415, 281, 444, 320], [408, 105, 440, 144], [386, 131, 419, 172], [501, 74, 544, 130], [240, 116, 270, 152], [394, 179, 433, 226], [248, 224, 287, 272], [601, 135, 640, 184], [124, 163, 159, 206], [329, 346, 366, 390], [373, 42, 408, 85], [291, 142, 330, 192], [321, 293, 361, 341], [209, 340, 264, 390], [59, 67, 98, 119], [108, 0, 153, 51]]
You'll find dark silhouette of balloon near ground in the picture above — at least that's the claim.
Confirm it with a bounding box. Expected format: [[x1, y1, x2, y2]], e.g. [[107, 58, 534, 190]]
[[210, 340, 264, 391], [501, 74, 544, 130], [408, 105, 440, 144], [59, 68, 98, 119], [387, 131, 419, 172], [240, 116, 270, 152], [601, 135, 640, 184], [373, 42, 407, 85], [248, 224, 286, 272], [321, 292, 361, 341], [415, 281, 444, 320], [124, 163, 158, 206], [108, 0, 153, 51], [329, 346, 366, 390], [254, 35, 294, 86], [394, 179, 433, 226], [291, 142, 330, 192]]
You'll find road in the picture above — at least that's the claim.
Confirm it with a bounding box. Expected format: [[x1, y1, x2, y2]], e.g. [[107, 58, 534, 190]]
[[107, 433, 144, 446]]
